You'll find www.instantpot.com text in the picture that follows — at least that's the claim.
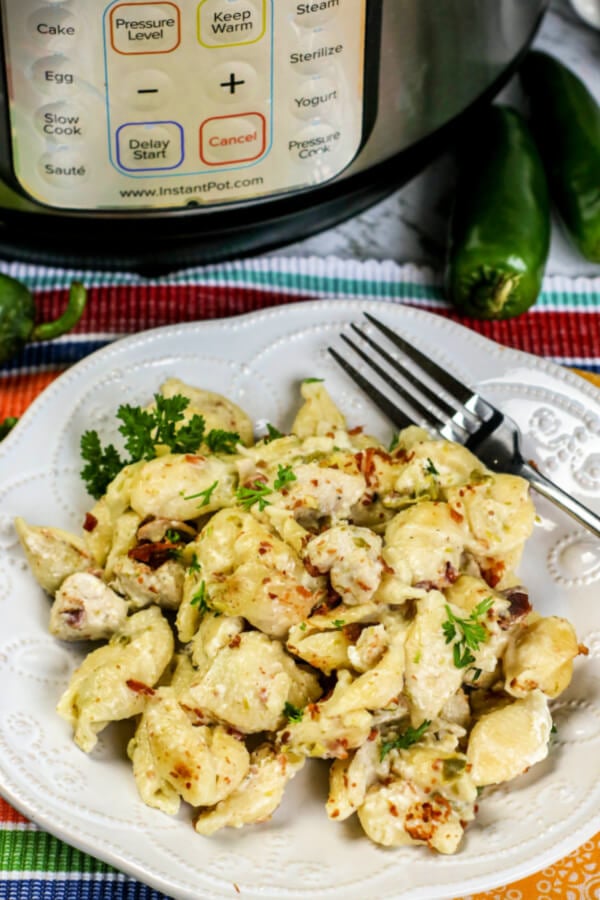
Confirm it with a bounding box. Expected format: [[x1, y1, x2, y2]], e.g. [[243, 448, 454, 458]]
[[119, 175, 264, 199]]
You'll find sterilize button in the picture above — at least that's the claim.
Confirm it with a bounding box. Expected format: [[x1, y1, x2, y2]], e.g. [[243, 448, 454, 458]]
[[198, 0, 265, 48], [199, 113, 266, 165], [29, 6, 78, 50], [39, 148, 89, 187], [293, 0, 341, 27], [35, 102, 86, 142], [110, 2, 181, 55], [292, 75, 339, 120], [116, 120, 184, 171]]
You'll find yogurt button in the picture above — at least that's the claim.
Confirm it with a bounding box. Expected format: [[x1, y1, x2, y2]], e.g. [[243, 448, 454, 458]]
[[291, 75, 340, 120], [35, 102, 87, 142], [39, 149, 89, 187]]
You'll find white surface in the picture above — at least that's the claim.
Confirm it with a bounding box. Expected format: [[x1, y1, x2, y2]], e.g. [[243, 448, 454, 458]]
[[1, 300, 600, 900], [277, 0, 600, 279]]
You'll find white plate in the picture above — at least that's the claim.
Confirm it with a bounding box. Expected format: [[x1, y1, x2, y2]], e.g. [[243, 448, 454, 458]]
[[1, 299, 600, 900]]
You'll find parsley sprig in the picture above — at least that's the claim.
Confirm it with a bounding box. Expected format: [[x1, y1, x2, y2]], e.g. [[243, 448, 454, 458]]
[[283, 702, 304, 723], [380, 720, 431, 760], [80, 394, 239, 499], [442, 597, 494, 669], [235, 464, 296, 511]]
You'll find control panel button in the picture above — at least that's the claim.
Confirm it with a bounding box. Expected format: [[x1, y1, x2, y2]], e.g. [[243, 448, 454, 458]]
[[110, 2, 181, 55], [32, 55, 78, 94], [28, 7, 78, 50], [206, 61, 259, 104], [292, 75, 339, 120], [35, 102, 87, 142], [39, 148, 89, 187], [116, 120, 184, 170], [288, 32, 345, 75], [117, 68, 175, 110], [293, 0, 341, 27], [199, 112, 266, 165], [287, 122, 342, 164], [198, 0, 266, 48]]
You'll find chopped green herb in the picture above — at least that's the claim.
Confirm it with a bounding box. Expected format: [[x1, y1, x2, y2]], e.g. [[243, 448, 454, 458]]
[[332, 619, 346, 629], [389, 432, 400, 452], [236, 480, 273, 511], [299, 622, 307, 632], [190, 580, 210, 612], [425, 457, 439, 477], [265, 423, 283, 441], [273, 464, 297, 491], [205, 429, 239, 454], [302, 377, 324, 384], [184, 479, 219, 507], [442, 757, 467, 780], [380, 720, 431, 760], [283, 701, 304, 722], [165, 529, 182, 543], [188, 553, 201, 574], [443, 597, 494, 669], [80, 431, 125, 500]]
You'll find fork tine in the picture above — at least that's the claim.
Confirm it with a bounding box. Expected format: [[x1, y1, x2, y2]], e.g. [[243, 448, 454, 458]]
[[350, 323, 462, 423], [363, 312, 475, 406], [327, 346, 413, 430], [337, 334, 458, 436]]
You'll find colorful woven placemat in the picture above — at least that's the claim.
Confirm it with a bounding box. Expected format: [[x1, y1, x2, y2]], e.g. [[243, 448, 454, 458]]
[[1, 256, 599, 900]]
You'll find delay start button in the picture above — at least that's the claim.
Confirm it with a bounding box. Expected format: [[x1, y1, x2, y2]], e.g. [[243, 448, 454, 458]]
[[116, 120, 184, 170], [199, 112, 266, 165]]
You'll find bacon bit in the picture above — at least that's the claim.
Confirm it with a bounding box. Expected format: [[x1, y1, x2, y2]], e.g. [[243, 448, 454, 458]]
[[330, 809, 340, 819], [180, 704, 211, 726], [184, 454, 205, 464], [449, 507, 464, 524], [280, 730, 291, 743], [303, 558, 323, 578], [480, 559, 505, 588], [348, 425, 364, 435], [82, 512, 98, 532], [228, 634, 242, 650], [268, 592, 278, 600], [63, 607, 84, 627], [296, 585, 312, 598], [310, 478, 319, 487], [307, 702, 320, 720], [579, 644, 590, 656], [368, 728, 378, 742], [380, 557, 395, 576], [498, 587, 531, 628], [258, 542, 272, 555], [342, 622, 363, 643], [126, 679, 155, 697], [128, 541, 176, 569], [445, 562, 459, 584], [388, 803, 399, 818]]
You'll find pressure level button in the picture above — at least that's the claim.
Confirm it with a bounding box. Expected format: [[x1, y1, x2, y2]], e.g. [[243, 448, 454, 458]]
[[109, 3, 181, 55]]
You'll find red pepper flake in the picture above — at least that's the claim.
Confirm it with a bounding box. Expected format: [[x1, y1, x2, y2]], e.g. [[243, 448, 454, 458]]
[[82, 512, 98, 532], [126, 679, 155, 697], [228, 634, 242, 650], [348, 425, 364, 435], [449, 507, 464, 524]]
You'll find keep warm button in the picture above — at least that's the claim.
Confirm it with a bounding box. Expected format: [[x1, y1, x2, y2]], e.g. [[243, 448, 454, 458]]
[[199, 113, 266, 166]]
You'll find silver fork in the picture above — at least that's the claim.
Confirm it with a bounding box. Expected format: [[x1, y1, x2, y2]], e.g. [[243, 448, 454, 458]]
[[329, 312, 600, 539]]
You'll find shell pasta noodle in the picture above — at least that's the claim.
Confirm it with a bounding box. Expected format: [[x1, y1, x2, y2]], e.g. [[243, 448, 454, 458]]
[[14, 378, 585, 854]]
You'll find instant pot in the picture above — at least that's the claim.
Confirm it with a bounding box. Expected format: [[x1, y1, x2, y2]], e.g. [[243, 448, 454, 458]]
[[0, 0, 548, 271]]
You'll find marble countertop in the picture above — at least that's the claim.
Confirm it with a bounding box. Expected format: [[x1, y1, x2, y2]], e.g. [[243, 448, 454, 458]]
[[275, 0, 600, 278]]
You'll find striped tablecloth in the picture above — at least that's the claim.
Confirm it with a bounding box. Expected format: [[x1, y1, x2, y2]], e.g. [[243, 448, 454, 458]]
[[1, 256, 599, 900]]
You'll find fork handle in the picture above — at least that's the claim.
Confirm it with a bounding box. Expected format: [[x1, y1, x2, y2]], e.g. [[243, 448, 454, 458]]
[[517, 460, 600, 539]]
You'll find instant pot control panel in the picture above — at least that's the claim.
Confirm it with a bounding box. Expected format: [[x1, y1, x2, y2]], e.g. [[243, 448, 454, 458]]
[[0, 0, 376, 211]]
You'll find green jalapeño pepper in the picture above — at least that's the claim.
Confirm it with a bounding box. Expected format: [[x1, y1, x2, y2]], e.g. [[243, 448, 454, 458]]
[[445, 105, 551, 320], [520, 51, 600, 264], [0, 275, 87, 363]]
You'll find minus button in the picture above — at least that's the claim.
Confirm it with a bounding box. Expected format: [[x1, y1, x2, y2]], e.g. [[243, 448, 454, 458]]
[[119, 69, 173, 110]]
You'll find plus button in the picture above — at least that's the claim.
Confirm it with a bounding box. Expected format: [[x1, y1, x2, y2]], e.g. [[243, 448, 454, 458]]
[[220, 72, 246, 95]]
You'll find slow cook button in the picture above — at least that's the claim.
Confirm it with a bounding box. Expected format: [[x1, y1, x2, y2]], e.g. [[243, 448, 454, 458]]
[[39, 149, 89, 187], [293, 0, 341, 27], [198, 0, 265, 48], [288, 122, 342, 163], [292, 75, 339, 120], [199, 113, 266, 165], [116, 121, 184, 171], [35, 102, 86, 141]]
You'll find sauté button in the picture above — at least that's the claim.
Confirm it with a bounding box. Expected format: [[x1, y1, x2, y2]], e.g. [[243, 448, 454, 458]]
[[199, 113, 266, 165], [39, 148, 89, 187]]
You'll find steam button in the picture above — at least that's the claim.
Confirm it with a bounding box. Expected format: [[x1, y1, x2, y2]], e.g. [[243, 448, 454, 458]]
[[293, 1, 341, 27]]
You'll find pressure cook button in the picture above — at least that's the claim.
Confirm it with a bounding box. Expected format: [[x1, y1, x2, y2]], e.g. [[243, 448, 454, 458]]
[[293, 0, 341, 27], [110, 2, 181, 55], [29, 7, 78, 49], [116, 120, 184, 171], [288, 122, 342, 163], [35, 102, 86, 142], [32, 55, 77, 93], [292, 75, 339, 120], [39, 149, 89, 187], [199, 113, 266, 165], [198, 0, 265, 48]]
